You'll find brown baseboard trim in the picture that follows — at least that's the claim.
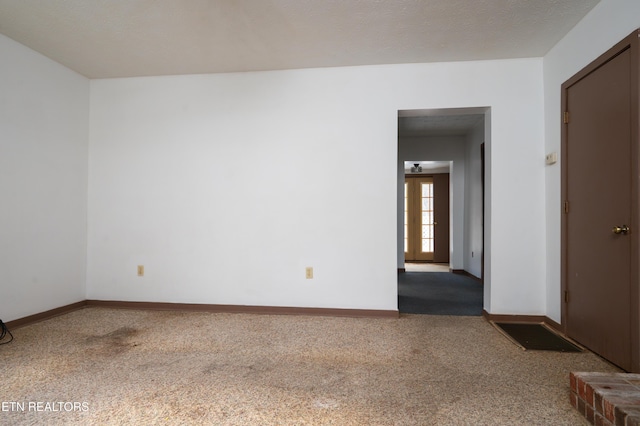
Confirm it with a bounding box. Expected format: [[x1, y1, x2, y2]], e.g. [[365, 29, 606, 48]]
[[482, 310, 562, 331], [451, 269, 482, 281], [6, 301, 87, 329], [86, 300, 399, 319], [5, 300, 398, 330]]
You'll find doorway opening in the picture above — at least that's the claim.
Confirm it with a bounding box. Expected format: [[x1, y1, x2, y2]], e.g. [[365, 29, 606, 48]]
[[397, 107, 489, 316]]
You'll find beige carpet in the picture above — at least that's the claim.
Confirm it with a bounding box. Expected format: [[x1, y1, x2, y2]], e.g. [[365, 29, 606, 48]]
[[0, 307, 618, 425], [404, 263, 450, 273]]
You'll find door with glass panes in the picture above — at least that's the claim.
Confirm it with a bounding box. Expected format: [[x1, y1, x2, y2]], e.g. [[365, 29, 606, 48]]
[[404, 174, 449, 263]]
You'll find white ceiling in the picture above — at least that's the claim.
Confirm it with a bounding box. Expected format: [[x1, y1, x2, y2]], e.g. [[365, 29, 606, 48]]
[[404, 161, 451, 173], [399, 114, 484, 137], [0, 0, 600, 79]]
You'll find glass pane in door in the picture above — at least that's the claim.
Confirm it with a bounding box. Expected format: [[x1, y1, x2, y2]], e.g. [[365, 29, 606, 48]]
[[420, 182, 434, 254]]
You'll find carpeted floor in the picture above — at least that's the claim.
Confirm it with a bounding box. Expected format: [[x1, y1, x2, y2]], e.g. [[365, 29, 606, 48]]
[[0, 307, 618, 425], [398, 272, 483, 316]]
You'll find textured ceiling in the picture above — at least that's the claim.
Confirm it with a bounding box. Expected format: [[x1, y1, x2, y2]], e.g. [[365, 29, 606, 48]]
[[0, 0, 600, 78]]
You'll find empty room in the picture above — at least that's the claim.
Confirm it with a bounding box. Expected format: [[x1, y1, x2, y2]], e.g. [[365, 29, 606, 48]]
[[2, 0, 640, 424]]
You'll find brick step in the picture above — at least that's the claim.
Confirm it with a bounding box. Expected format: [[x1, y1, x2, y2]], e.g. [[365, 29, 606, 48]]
[[571, 372, 640, 425]]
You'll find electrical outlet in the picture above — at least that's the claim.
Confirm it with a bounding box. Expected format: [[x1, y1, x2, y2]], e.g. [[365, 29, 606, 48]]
[[305, 267, 313, 279], [137, 265, 144, 276]]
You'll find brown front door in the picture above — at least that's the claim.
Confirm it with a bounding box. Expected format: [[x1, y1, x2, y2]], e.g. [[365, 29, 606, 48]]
[[404, 174, 450, 263], [562, 32, 639, 371]]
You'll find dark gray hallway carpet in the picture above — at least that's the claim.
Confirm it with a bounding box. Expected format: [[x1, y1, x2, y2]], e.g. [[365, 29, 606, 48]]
[[398, 272, 483, 316]]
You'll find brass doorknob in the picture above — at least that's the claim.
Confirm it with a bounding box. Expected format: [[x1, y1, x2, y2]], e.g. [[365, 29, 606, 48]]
[[613, 225, 630, 235]]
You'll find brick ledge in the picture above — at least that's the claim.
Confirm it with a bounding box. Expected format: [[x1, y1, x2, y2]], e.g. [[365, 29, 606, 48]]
[[570, 372, 640, 426]]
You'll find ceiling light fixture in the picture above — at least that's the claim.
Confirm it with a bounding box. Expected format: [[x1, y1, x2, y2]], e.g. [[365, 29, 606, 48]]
[[411, 163, 422, 173]]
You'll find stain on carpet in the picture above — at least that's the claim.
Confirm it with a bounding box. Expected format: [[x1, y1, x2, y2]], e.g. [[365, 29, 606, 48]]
[[84, 326, 140, 356]]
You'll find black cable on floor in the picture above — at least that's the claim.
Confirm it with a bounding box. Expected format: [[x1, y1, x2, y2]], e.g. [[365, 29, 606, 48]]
[[0, 319, 13, 345]]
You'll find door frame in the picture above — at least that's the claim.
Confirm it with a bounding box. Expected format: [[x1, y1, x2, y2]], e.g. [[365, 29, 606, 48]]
[[560, 29, 640, 372], [481, 142, 485, 284]]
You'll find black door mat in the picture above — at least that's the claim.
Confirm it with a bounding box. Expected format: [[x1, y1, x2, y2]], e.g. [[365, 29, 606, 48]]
[[493, 322, 582, 352]]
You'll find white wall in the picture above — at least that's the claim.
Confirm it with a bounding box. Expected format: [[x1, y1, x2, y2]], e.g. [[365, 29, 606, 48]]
[[88, 58, 545, 315], [543, 0, 640, 322], [0, 34, 89, 322], [464, 120, 485, 279], [398, 136, 465, 270], [8, 0, 631, 320]]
